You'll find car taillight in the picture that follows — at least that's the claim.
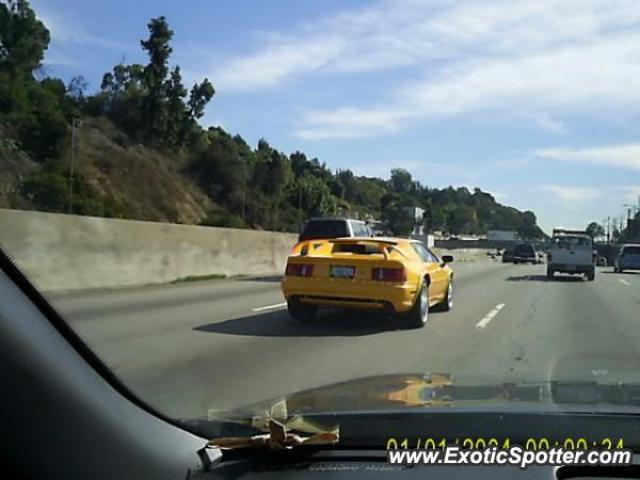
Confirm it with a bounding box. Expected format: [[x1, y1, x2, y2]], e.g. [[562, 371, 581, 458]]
[[372, 267, 406, 282], [285, 263, 314, 277]]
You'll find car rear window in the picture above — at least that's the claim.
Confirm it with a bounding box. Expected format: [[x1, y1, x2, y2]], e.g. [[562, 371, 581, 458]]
[[514, 245, 534, 255], [301, 220, 348, 238], [623, 246, 640, 256], [554, 236, 591, 249], [333, 243, 382, 254], [351, 222, 370, 237]]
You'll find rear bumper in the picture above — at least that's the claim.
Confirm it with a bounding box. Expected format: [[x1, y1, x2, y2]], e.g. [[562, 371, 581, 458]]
[[281, 277, 418, 313], [513, 256, 537, 263], [617, 261, 640, 270], [548, 264, 593, 274]]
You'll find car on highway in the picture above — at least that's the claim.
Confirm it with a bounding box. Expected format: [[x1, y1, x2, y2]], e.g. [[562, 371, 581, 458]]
[[613, 244, 640, 273], [281, 237, 454, 328], [547, 229, 595, 281], [512, 243, 538, 264], [298, 217, 373, 242]]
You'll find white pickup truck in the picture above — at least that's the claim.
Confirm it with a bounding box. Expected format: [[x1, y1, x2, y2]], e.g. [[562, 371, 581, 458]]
[[547, 229, 595, 281]]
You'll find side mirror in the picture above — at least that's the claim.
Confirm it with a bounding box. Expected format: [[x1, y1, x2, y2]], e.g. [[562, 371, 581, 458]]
[[441, 255, 454, 264]]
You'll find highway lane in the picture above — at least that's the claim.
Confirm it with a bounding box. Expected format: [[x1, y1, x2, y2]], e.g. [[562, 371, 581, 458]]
[[47, 262, 640, 419]]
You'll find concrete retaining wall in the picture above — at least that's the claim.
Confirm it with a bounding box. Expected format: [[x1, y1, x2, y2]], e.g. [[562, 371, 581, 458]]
[[0, 209, 298, 292]]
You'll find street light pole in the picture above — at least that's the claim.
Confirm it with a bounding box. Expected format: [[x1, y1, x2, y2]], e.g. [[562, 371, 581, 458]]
[[68, 119, 79, 214], [240, 157, 246, 222]]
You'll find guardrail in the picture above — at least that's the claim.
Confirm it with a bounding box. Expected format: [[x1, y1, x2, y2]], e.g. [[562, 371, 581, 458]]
[[0, 208, 298, 292]]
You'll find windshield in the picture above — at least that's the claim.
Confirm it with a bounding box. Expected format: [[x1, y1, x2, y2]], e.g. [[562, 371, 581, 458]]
[[514, 245, 534, 255], [3, 0, 640, 446], [301, 220, 349, 239], [553, 236, 592, 249]]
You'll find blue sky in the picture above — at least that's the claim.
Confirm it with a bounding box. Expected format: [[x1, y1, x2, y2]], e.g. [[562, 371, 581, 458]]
[[32, 0, 640, 233]]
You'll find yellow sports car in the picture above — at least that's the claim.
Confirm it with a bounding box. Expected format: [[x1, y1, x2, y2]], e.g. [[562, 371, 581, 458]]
[[281, 237, 454, 328]]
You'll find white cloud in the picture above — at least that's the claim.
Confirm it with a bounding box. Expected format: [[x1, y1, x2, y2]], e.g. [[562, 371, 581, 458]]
[[214, 0, 640, 89], [619, 185, 640, 203], [40, 49, 82, 67], [296, 107, 408, 140], [306, 32, 640, 138], [540, 185, 602, 203], [534, 143, 640, 171], [215, 36, 346, 90], [34, 3, 132, 58], [206, 0, 640, 139], [513, 113, 567, 134], [487, 190, 508, 201]]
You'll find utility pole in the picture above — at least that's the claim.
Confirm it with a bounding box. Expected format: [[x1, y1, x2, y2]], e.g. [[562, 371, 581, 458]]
[[606, 216, 611, 245], [240, 157, 246, 222], [623, 204, 639, 229], [68, 118, 81, 214]]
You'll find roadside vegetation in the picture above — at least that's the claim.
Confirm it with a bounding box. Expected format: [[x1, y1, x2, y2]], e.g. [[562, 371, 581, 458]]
[[0, 0, 560, 239]]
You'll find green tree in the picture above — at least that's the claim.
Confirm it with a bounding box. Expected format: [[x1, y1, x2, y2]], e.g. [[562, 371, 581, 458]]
[[164, 66, 187, 146], [382, 203, 414, 236], [586, 222, 605, 240], [389, 168, 413, 194], [180, 78, 214, 144], [187, 79, 215, 120], [0, 0, 70, 161], [0, 0, 50, 79], [140, 16, 173, 139], [518, 210, 542, 239]]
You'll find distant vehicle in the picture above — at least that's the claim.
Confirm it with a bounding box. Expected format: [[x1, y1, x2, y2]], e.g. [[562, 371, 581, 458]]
[[613, 244, 640, 273], [282, 237, 454, 328], [298, 218, 373, 242], [512, 243, 538, 264], [502, 249, 514, 263], [547, 229, 595, 281], [487, 230, 519, 242]]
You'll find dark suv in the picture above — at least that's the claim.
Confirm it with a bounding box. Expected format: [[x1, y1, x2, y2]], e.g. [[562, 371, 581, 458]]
[[298, 218, 373, 242], [513, 243, 538, 264]]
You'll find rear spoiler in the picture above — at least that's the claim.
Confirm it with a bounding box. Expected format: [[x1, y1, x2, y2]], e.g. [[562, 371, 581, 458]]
[[292, 238, 402, 260], [328, 237, 398, 245], [552, 228, 588, 236]]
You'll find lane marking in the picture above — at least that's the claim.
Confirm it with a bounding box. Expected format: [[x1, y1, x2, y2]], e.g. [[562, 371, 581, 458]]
[[476, 303, 506, 329], [618, 279, 631, 287], [252, 302, 287, 312]]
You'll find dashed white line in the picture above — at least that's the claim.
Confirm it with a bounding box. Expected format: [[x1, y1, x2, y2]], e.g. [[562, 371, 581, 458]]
[[618, 279, 631, 287], [252, 302, 287, 312], [476, 303, 506, 329]]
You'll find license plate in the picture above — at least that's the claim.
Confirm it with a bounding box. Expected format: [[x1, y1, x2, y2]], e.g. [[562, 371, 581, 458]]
[[330, 266, 355, 278]]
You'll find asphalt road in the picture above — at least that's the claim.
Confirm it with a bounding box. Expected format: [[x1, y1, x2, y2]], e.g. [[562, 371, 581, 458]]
[[48, 262, 640, 419]]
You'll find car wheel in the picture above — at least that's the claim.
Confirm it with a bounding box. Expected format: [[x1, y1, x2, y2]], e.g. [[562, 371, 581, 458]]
[[587, 268, 595, 281], [405, 282, 429, 328], [287, 299, 317, 321], [436, 279, 453, 312]]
